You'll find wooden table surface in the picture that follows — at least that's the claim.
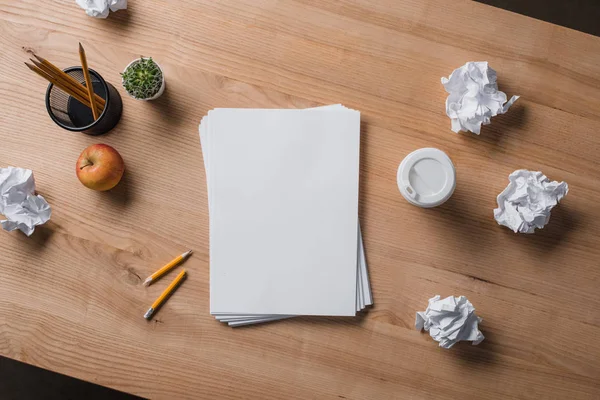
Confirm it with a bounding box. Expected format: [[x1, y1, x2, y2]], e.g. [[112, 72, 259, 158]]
[[2, 0, 600, 399]]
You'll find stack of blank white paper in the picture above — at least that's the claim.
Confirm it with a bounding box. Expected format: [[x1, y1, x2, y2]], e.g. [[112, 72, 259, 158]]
[[199, 105, 372, 327]]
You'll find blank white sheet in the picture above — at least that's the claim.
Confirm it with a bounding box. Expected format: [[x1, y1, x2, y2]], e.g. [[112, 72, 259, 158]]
[[203, 109, 360, 315], [206, 108, 360, 316]]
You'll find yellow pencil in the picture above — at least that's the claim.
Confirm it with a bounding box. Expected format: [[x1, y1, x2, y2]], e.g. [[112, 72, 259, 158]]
[[143, 250, 192, 286], [78, 42, 99, 120], [144, 269, 187, 320]]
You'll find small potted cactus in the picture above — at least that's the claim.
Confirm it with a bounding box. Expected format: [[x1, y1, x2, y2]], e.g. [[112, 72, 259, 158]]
[[121, 57, 165, 100]]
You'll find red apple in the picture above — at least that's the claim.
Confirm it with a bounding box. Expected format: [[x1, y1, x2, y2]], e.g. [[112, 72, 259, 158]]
[[76, 144, 125, 191]]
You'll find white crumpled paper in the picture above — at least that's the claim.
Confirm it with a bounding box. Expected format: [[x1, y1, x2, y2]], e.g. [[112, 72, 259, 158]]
[[494, 170, 568, 234], [0, 167, 52, 236], [416, 295, 484, 349], [441, 61, 519, 134], [76, 0, 127, 18]]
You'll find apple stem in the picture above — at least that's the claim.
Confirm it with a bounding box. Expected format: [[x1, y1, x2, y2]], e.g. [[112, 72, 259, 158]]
[[80, 161, 93, 170]]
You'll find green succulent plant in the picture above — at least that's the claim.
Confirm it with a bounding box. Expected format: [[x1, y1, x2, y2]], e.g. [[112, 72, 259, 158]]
[[121, 57, 163, 99]]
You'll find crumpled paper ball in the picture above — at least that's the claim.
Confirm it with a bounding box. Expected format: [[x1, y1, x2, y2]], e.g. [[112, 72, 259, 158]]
[[494, 169, 568, 234], [75, 0, 127, 19], [441, 61, 519, 134], [0, 167, 52, 236], [416, 295, 484, 349]]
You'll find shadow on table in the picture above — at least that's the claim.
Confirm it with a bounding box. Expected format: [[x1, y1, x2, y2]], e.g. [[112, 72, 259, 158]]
[[453, 329, 498, 367], [147, 84, 187, 129], [104, 168, 134, 208], [475, 0, 600, 38], [423, 189, 497, 255], [0, 356, 145, 400], [295, 312, 370, 326], [23, 223, 55, 249], [481, 102, 528, 145], [100, 9, 132, 32], [359, 119, 370, 214], [502, 203, 581, 254]]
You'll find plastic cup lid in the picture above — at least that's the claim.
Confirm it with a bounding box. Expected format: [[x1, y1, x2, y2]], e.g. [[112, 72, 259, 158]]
[[397, 148, 456, 208]]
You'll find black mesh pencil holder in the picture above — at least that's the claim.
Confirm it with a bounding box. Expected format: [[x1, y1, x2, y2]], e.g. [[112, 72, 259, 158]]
[[45, 67, 122, 135]]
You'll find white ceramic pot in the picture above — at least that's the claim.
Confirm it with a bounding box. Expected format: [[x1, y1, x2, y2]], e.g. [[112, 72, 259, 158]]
[[122, 58, 165, 101]]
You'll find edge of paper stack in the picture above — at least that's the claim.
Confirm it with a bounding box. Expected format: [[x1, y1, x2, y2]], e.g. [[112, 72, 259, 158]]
[[199, 104, 373, 327]]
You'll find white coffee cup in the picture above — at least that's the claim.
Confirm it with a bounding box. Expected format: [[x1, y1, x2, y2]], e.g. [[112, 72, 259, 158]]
[[397, 148, 456, 208]]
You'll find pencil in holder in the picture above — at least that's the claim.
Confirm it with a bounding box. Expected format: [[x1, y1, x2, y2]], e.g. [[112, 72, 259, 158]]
[[45, 67, 122, 135]]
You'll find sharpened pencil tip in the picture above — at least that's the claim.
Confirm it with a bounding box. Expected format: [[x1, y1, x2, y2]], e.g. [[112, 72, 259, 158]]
[[79, 42, 84, 52], [182, 250, 193, 259], [143, 277, 152, 287]]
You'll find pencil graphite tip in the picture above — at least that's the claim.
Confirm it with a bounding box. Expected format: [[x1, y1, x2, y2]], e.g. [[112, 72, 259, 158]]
[[79, 42, 84, 52], [143, 277, 152, 287], [182, 250, 193, 259], [144, 308, 154, 320], [25, 62, 41, 74], [32, 53, 44, 62]]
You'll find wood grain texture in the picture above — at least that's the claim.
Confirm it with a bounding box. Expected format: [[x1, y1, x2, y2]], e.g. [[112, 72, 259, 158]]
[[1, 0, 600, 398]]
